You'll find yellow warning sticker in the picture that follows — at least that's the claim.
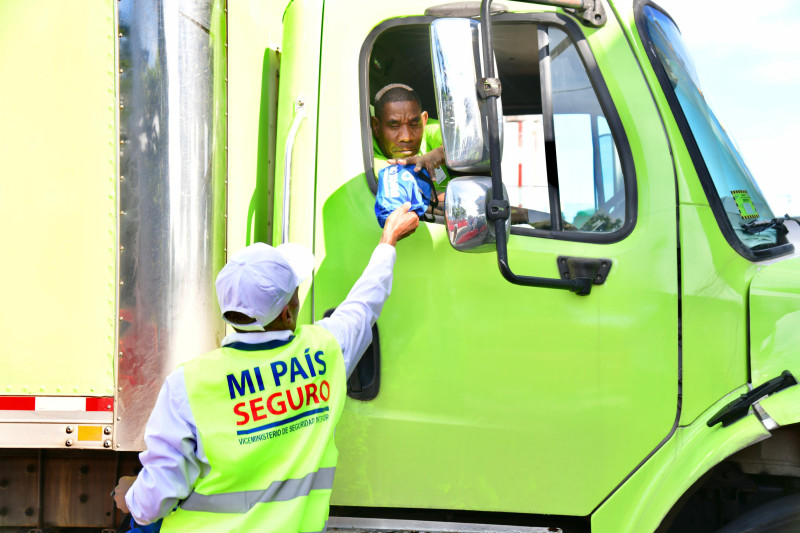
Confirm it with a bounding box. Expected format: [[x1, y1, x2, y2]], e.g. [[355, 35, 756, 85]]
[[732, 190, 759, 220]]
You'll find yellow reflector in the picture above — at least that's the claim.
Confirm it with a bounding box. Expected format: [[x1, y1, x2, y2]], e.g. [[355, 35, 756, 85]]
[[77, 426, 103, 441]]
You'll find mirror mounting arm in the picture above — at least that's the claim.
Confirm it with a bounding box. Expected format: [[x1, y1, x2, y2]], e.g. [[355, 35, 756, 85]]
[[494, 219, 594, 295], [564, 1, 607, 28], [509, 0, 607, 27], [480, 0, 595, 295], [477, 78, 502, 99], [487, 198, 510, 221]]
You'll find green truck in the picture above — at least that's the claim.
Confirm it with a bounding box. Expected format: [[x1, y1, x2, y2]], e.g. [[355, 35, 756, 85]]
[[2, 0, 799, 531]]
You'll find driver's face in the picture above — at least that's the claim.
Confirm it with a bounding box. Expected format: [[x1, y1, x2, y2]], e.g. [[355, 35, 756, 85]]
[[371, 100, 429, 159]]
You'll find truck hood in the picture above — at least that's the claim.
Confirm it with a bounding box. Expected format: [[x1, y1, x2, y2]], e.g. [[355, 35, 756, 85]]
[[749, 255, 800, 388]]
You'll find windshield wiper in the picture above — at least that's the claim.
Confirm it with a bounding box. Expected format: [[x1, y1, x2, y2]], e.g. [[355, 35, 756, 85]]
[[741, 216, 789, 236]]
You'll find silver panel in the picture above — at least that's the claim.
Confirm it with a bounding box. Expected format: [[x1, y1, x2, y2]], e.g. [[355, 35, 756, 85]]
[[430, 18, 503, 172], [117, 0, 226, 450], [445, 176, 510, 252], [754, 401, 780, 431], [0, 412, 113, 424], [328, 517, 559, 533]]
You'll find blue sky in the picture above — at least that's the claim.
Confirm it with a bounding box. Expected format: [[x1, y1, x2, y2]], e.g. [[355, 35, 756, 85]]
[[656, 0, 800, 216]]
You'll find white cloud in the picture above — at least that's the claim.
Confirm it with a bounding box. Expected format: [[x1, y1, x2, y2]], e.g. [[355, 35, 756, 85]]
[[658, 0, 791, 45], [753, 59, 800, 84]]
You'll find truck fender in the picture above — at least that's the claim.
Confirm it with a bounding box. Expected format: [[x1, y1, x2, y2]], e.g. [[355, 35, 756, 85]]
[[592, 385, 770, 533]]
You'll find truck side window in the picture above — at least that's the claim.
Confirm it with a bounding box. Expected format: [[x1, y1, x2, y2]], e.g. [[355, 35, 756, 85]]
[[500, 26, 625, 234], [363, 19, 632, 238]]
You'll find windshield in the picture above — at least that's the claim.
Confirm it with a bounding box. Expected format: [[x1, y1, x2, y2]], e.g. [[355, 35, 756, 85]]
[[641, 5, 788, 257]]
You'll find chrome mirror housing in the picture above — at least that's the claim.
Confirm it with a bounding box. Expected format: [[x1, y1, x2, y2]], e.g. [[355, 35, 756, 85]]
[[445, 176, 510, 252], [430, 18, 503, 172]]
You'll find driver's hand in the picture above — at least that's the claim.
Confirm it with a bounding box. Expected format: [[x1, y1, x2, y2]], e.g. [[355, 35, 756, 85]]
[[388, 147, 445, 178]]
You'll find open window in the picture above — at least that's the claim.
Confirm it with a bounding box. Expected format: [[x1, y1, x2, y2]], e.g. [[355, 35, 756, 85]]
[[362, 21, 438, 195], [360, 14, 635, 242]]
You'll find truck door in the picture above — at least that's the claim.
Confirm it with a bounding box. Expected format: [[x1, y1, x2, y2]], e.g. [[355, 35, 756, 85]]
[[312, 4, 679, 518]]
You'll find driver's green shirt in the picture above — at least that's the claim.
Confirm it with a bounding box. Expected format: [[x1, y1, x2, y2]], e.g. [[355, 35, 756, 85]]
[[373, 119, 451, 190]]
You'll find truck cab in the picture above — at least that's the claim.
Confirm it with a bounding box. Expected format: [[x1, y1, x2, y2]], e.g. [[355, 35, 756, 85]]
[[272, 0, 800, 530], [1, 0, 799, 531]]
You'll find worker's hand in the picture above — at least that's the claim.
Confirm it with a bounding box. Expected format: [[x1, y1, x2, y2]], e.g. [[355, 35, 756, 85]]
[[388, 147, 445, 179], [380, 202, 419, 246], [113, 475, 137, 513]]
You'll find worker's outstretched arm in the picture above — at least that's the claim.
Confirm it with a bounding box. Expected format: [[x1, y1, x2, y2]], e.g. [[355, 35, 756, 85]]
[[318, 203, 419, 376]]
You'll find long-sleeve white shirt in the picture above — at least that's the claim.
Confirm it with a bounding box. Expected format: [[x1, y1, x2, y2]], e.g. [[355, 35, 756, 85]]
[[125, 243, 396, 524]]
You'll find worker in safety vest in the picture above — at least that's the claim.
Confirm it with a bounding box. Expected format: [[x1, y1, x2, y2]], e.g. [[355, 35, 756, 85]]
[[113, 203, 419, 532]]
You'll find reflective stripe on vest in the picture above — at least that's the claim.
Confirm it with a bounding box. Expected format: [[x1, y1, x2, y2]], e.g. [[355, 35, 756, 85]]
[[181, 466, 336, 513]]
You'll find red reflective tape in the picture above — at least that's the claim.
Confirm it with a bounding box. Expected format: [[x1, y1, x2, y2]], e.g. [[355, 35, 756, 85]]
[[85, 397, 114, 411], [0, 396, 35, 410], [0, 396, 114, 411]]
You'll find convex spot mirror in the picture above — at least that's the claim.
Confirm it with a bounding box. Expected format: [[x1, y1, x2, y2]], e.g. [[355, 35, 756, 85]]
[[430, 17, 503, 172], [445, 176, 510, 252]]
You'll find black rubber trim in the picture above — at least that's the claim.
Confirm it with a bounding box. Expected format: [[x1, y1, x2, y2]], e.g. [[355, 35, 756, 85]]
[[330, 505, 590, 533], [358, 12, 638, 245], [538, 26, 562, 232], [634, 0, 794, 262]]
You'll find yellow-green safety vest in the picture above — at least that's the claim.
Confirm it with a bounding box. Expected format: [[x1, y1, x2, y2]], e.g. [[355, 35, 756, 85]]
[[161, 325, 346, 533]]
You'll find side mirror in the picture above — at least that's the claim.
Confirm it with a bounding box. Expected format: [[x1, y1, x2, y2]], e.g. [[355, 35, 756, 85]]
[[434, 3, 602, 295], [430, 18, 503, 172], [444, 176, 510, 252]]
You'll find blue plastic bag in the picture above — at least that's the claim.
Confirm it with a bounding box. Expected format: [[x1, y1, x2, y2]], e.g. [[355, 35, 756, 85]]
[[374, 164, 433, 227]]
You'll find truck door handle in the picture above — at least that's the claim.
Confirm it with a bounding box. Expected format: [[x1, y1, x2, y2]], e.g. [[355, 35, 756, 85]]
[[555, 256, 612, 287], [323, 308, 381, 401], [281, 97, 306, 243], [346, 323, 381, 401]]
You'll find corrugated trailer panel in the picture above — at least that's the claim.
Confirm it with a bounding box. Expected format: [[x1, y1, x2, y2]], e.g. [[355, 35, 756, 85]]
[[114, 0, 227, 451], [0, 1, 118, 397], [0, 0, 228, 453]]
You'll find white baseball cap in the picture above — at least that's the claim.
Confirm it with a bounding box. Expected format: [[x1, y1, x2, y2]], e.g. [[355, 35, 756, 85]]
[[215, 242, 314, 331]]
